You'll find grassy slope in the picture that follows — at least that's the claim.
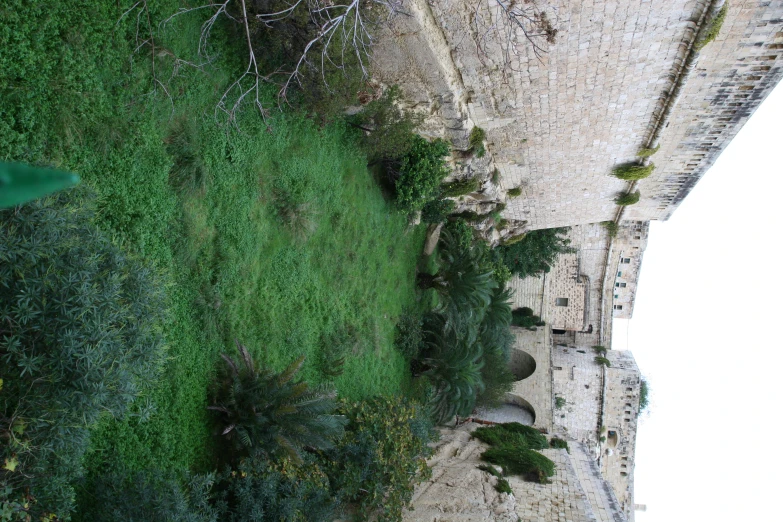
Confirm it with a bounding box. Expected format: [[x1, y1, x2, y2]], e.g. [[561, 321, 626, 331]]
[[1, 0, 424, 478]]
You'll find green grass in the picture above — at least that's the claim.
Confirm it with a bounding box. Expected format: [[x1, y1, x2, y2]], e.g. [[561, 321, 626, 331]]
[[1, 0, 426, 488]]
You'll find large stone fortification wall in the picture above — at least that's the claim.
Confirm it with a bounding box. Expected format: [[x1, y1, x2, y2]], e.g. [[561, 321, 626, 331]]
[[374, 1, 783, 230], [405, 423, 627, 522]]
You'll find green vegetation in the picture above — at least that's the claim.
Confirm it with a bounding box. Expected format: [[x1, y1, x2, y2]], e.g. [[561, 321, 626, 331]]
[[639, 378, 650, 414], [636, 145, 660, 158], [602, 220, 619, 238], [612, 163, 655, 181], [507, 186, 523, 197], [496, 228, 573, 278], [473, 424, 555, 483], [491, 169, 501, 185], [594, 356, 612, 367], [469, 127, 487, 158], [348, 86, 423, 162], [393, 136, 452, 213], [511, 307, 545, 329], [394, 310, 425, 360], [549, 437, 569, 453], [0, 191, 167, 519], [0, 1, 436, 519], [695, 2, 729, 51], [615, 190, 642, 206], [442, 177, 480, 197], [592, 345, 608, 355], [422, 198, 457, 224], [208, 343, 346, 463], [555, 397, 566, 409]]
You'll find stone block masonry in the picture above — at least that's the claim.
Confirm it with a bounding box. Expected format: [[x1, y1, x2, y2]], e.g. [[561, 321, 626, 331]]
[[374, 0, 783, 231]]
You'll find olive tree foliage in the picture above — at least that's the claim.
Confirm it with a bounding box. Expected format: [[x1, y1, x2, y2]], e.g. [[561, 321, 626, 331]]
[[162, 0, 404, 124]]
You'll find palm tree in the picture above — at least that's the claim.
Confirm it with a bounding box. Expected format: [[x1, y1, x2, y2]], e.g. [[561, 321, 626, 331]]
[[417, 229, 497, 315], [421, 314, 486, 423], [208, 341, 347, 463]]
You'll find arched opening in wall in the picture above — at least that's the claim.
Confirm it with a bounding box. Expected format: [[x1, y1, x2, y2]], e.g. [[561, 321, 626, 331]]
[[509, 349, 536, 381], [607, 430, 618, 448], [475, 396, 536, 426]]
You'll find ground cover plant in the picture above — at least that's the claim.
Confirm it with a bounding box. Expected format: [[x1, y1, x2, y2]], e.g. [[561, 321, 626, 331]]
[[1, 1, 430, 518], [472, 423, 555, 484]]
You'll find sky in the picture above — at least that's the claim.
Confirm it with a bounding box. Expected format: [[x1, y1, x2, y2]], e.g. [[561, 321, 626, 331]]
[[611, 80, 783, 520]]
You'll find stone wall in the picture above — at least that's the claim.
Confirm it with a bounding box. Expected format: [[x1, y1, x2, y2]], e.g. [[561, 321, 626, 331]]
[[552, 346, 604, 446], [374, 0, 783, 231], [504, 326, 553, 432], [610, 222, 650, 319], [405, 423, 628, 522]]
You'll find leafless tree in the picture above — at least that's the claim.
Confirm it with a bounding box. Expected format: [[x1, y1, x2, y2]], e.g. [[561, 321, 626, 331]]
[[471, 0, 558, 81], [161, 0, 403, 126]]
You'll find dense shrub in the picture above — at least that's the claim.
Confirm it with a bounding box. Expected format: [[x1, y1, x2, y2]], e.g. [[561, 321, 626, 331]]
[[394, 310, 424, 359], [208, 342, 346, 463], [555, 396, 566, 409], [217, 455, 338, 522], [511, 308, 545, 328], [592, 345, 607, 355], [474, 424, 555, 483], [468, 127, 486, 158], [393, 136, 451, 213], [636, 145, 660, 158], [444, 219, 476, 251], [549, 437, 569, 453], [615, 190, 641, 206], [0, 191, 166, 518], [602, 220, 619, 238], [695, 2, 729, 51], [75, 469, 219, 522], [594, 356, 612, 367], [495, 227, 572, 279], [507, 187, 522, 197], [421, 198, 456, 224], [348, 86, 422, 162], [325, 396, 434, 521], [441, 177, 480, 197], [612, 163, 654, 181], [639, 378, 650, 414]]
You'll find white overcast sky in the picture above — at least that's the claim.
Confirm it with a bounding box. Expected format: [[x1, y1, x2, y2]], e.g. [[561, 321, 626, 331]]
[[612, 80, 783, 520]]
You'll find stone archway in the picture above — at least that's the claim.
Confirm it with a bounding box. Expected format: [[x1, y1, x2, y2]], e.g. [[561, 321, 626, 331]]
[[509, 348, 536, 381]]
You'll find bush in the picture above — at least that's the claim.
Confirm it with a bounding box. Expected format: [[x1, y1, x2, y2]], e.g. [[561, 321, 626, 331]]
[[393, 136, 451, 213], [639, 378, 650, 414], [615, 190, 641, 206], [217, 455, 338, 522], [325, 397, 434, 521], [507, 187, 522, 197], [318, 325, 358, 378], [482, 445, 554, 483], [421, 198, 456, 224], [394, 311, 424, 359], [594, 356, 611, 367], [441, 177, 480, 197], [75, 469, 219, 522], [602, 221, 619, 238], [472, 423, 547, 451], [555, 397, 566, 409], [495, 227, 572, 279], [208, 342, 347, 463], [592, 345, 607, 355], [443, 219, 475, 251], [695, 2, 729, 51], [549, 437, 569, 453], [515, 307, 534, 317], [611, 163, 654, 181], [0, 191, 166, 519], [636, 145, 660, 158], [469, 127, 486, 158], [348, 86, 422, 162]]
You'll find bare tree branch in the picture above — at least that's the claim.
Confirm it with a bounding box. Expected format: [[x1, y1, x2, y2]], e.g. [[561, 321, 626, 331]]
[[471, 0, 558, 83]]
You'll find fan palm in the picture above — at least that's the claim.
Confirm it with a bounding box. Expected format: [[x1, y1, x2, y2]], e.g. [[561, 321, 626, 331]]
[[208, 341, 347, 463], [417, 229, 497, 316], [421, 314, 486, 423]]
